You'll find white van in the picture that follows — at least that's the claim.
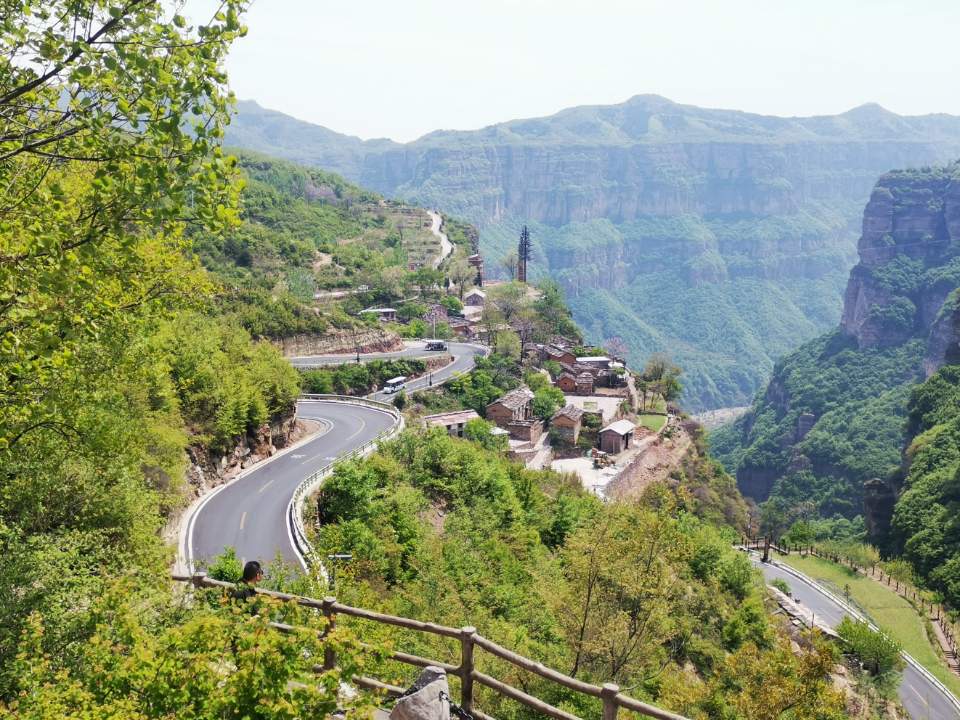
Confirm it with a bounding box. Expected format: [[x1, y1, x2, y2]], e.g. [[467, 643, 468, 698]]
[[383, 376, 407, 394]]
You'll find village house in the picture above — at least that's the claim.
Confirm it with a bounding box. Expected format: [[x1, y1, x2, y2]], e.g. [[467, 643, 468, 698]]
[[555, 371, 578, 393], [423, 409, 480, 438], [544, 344, 577, 366], [463, 287, 486, 307], [576, 372, 595, 395], [486, 387, 543, 442], [447, 317, 475, 339], [551, 404, 584, 444], [598, 419, 635, 454], [576, 355, 612, 370]]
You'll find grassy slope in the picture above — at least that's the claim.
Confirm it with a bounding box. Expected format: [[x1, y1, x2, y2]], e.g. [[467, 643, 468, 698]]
[[638, 414, 667, 432], [782, 554, 960, 696]]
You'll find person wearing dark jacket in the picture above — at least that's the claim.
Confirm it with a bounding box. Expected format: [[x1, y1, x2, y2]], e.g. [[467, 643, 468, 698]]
[[231, 560, 263, 604]]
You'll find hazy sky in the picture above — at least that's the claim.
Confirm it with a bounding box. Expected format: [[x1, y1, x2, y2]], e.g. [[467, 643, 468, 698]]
[[193, 0, 960, 143]]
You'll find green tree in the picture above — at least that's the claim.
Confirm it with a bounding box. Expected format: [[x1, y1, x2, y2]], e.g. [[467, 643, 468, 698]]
[[1, 0, 246, 450], [533, 386, 565, 420], [837, 617, 904, 678]]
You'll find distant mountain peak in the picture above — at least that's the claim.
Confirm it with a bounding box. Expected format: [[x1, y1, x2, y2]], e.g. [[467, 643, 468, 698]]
[[842, 102, 895, 117]]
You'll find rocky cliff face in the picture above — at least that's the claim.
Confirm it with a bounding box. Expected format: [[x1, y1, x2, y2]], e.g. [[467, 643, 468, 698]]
[[924, 290, 960, 375], [840, 169, 960, 349], [185, 410, 302, 496], [272, 327, 402, 356]]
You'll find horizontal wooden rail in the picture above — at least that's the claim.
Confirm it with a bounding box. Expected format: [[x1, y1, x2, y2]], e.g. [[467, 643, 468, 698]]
[[329, 599, 462, 639], [473, 670, 581, 720], [473, 634, 602, 697], [615, 693, 690, 720], [174, 573, 688, 720]]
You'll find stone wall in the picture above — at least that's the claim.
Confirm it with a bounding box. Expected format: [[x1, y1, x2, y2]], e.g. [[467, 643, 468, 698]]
[[185, 410, 304, 497], [273, 327, 402, 357]]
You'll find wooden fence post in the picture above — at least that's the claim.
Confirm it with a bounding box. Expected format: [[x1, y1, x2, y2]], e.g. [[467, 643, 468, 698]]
[[460, 626, 476, 712], [322, 596, 337, 671], [601, 682, 620, 720]]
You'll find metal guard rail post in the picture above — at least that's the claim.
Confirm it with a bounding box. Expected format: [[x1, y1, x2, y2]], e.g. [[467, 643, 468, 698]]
[[289, 395, 405, 565], [172, 572, 689, 720]]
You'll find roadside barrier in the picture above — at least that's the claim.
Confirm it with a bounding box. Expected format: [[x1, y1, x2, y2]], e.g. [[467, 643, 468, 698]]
[[288, 395, 404, 567], [763, 556, 960, 716], [743, 536, 960, 667]]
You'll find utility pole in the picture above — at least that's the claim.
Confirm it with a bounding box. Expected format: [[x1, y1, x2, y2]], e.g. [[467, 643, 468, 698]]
[[517, 225, 531, 283]]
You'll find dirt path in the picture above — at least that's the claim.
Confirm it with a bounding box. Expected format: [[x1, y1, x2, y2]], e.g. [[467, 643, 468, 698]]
[[427, 210, 453, 269]]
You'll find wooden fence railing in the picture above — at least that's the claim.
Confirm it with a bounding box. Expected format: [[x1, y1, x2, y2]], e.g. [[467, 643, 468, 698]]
[[173, 572, 688, 720], [741, 536, 960, 670]]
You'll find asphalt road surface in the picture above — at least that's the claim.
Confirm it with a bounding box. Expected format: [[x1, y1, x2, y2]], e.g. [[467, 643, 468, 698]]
[[368, 341, 487, 401], [188, 400, 395, 571], [755, 556, 960, 720], [187, 343, 486, 572], [288, 340, 486, 400]]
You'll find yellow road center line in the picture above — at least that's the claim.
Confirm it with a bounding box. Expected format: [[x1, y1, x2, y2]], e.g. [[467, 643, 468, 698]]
[[239, 512, 247, 531], [259, 478, 275, 493]]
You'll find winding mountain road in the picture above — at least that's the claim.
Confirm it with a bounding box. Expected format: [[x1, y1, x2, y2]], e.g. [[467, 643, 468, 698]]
[[185, 401, 395, 571], [184, 342, 485, 573], [755, 556, 960, 720], [289, 340, 487, 400]]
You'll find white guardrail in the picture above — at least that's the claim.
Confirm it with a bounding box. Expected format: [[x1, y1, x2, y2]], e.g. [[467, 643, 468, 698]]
[[768, 557, 960, 716], [286, 395, 405, 568]]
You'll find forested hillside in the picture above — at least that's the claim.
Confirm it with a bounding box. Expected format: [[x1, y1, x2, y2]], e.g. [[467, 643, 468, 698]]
[[712, 165, 960, 604], [307, 428, 847, 719], [228, 96, 960, 409], [888, 348, 960, 605], [199, 150, 474, 340]]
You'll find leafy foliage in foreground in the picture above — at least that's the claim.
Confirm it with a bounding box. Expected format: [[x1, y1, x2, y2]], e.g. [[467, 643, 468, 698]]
[[2, 582, 375, 719], [311, 429, 845, 719], [0, 1, 307, 702]]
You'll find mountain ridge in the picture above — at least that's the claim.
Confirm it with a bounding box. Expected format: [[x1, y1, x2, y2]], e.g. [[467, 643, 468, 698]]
[[233, 95, 960, 150]]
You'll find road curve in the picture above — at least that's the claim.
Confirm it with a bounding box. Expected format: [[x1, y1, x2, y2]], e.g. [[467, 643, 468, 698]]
[[368, 341, 487, 401], [755, 556, 960, 720], [187, 401, 395, 571], [187, 343, 486, 572], [288, 341, 487, 400]]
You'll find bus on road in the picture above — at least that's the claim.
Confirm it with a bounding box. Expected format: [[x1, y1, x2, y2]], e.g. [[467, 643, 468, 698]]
[[383, 376, 407, 394]]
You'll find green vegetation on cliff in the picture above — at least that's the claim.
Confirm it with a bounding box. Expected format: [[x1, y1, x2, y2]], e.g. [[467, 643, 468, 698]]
[[889, 362, 960, 606], [710, 330, 923, 527]]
